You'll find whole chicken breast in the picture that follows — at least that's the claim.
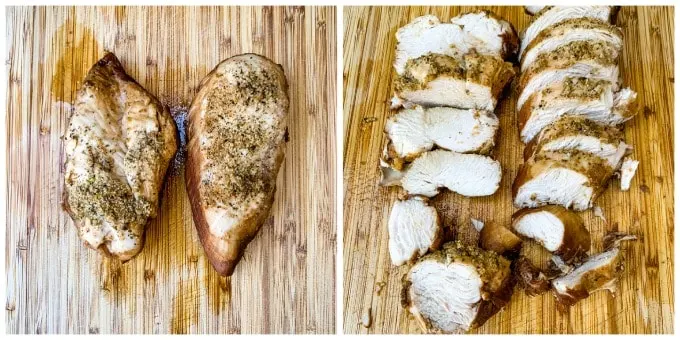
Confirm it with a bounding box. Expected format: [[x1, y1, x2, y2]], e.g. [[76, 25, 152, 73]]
[[63, 53, 178, 261], [185, 54, 288, 276]]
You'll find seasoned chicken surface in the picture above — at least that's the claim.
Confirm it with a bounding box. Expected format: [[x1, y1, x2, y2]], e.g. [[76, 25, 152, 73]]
[[395, 52, 515, 111], [394, 11, 518, 74], [63, 53, 178, 261], [516, 40, 621, 111], [519, 77, 638, 143], [186, 54, 288, 276], [520, 6, 617, 56], [520, 18, 623, 71], [524, 116, 628, 168], [402, 241, 513, 334]]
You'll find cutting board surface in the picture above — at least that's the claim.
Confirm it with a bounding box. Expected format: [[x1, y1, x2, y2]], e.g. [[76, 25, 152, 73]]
[[6, 6, 336, 334], [343, 6, 674, 334]]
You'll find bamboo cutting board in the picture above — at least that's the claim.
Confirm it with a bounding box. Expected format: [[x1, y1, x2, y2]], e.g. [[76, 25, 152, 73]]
[[343, 6, 674, 334], [5, 6, 336, 334]]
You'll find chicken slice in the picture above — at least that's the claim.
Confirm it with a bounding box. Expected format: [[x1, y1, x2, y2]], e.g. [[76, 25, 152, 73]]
[[514, 256, 552, 296], [520, 6, 618, 56], [520, 18, 623, 71], [381, 149, 502, 197], [394, 53, 515, 111], [186, 54, 288, 276], [519, 77, 638, 143], [524, 116, 628, 169], [384, 105, 498, 167], [516, 40, 621, 112], [478, 220, 523, 258], [394, 12, 518, 75], [63, 53, 178, 261], [524, 6, 546, 16], [512, 205, 590, 262], [388, 197, 442, 266], [551, 246, 624, 308], [619, 157, 639, 191], [402, 240, 513, 334], [512, 150, 614, 211]]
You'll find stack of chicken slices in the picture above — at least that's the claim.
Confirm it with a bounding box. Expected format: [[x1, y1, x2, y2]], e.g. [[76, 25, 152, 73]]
[[512, 6, 639, 309], [379, 11, 520, 334]]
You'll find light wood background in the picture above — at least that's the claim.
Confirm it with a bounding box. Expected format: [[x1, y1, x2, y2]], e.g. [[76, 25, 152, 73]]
[[5, 6, 336, 334], [343, 6, 674, 334]]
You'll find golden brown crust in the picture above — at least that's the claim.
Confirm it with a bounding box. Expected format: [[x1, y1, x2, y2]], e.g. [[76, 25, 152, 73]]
[[478, 221, 523, 258], [186, 53, 288, 276], [512, 205, 590, 262]]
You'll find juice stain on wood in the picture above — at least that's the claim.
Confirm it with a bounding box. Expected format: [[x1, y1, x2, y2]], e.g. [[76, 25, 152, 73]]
[[170, 280, 200, 334], [50, 18, 101, 103]]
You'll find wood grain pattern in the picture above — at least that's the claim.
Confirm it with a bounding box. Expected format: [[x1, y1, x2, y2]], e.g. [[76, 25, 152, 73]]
[[5, 6, 336, 334], [343, 6, 674, 334]]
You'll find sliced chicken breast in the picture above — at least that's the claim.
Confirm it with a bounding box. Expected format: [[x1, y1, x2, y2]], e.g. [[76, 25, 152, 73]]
[[394, 12, 518, 75], [524, 116, 628, 169], [524, 6, 546, 16], [186, 54, 288, 276], [512, 205, 590, 262], [381, 149, 502, 197], [478, 221, 523, 257], [515, 256, 552, 296], [388, 197, 442, 266], [619, 157, 639, 191], [402, 241, 513, 334], [516, 40, 620, 112], [394, 53, 515, 111], [63, 53, 177, 261], [551, 247, 623, 307], [520, 18, 623, 72], [519, 77, 638, 143], [520, 6, 617, 56], [384, 105, 498, 167], [513, 150, 614, 211]]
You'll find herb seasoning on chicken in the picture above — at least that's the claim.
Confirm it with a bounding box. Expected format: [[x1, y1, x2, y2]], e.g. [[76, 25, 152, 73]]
[[63, 53, 178, 261], [185, 54, 289, 276]]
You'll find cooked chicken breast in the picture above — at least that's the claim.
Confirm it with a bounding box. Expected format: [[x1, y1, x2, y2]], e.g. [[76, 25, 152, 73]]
[[512, 205, 590, 262], [394, 12, 518, 75], [394, 53, 515, 111], [520, 18, 623, 72], [520, 6, 617, 56], [388, 197, 442, 266], [551, 247, 622, 307], [63, 53, 178, 261], [619, 157, 639, 191], [186, 54, 288, 276], [381, 149, 502, 197], [524, 6, 546, 16], [513, 150, 614, 211], [516, 40, 620, 112], [383, 105, 498, 167], [519, 77, 638, 143], [478, 221, 523, 257], [402, 241, 513, 334], [523, 116, 628, 169], [515, 256, 552, 296]]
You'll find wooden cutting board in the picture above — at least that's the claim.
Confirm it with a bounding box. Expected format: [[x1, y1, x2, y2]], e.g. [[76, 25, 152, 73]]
[[6, 6, 336, 334], [343, 6, 674, 334]]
